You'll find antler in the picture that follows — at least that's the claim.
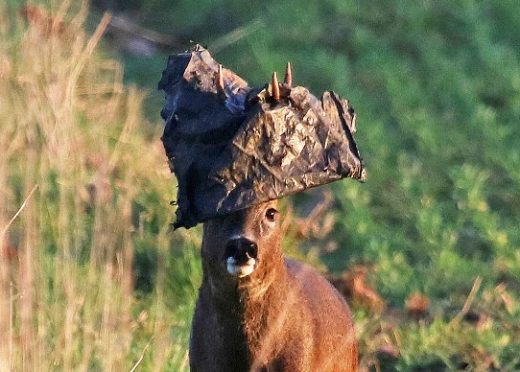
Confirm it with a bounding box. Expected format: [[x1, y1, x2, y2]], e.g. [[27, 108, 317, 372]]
[[216, 64, 225, 95], [271, 71, 280, 101], [284, 62, 292, 87]]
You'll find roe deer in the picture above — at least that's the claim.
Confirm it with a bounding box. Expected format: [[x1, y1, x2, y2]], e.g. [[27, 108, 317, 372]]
[[190, 199, 358, 371]]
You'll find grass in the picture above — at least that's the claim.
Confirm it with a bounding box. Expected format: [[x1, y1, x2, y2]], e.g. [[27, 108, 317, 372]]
[[1, 0, 520, 371], [0, 2, 199, 370]]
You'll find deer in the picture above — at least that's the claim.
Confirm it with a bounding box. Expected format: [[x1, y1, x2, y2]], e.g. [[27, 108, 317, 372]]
[[189, 199, 358, 371]]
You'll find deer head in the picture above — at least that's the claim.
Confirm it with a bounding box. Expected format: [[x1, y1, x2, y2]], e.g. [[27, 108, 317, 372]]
[[202, 200, 282, 280]]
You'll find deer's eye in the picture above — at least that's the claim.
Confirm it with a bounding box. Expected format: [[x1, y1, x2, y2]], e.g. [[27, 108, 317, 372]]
[[265, 208, 279, 222]]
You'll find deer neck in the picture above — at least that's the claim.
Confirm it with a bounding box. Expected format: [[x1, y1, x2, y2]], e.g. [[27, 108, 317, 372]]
[[204, 242, 288, 354], [238, 248, 288, 355]]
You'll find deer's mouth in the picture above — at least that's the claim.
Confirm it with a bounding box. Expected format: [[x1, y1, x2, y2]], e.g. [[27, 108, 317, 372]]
[[226, 256, 257, 277]]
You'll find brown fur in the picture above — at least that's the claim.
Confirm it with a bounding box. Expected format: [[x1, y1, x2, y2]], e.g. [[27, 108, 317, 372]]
[[190, 200, 358, 371]]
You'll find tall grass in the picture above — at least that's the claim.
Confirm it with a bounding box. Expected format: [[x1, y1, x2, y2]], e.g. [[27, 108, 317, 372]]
[[0, 2, 199, 370]]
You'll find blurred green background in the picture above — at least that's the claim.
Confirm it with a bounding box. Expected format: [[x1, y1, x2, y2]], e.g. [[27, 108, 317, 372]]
[[97, 0, 520, 312], [1, 0, 519, 370]]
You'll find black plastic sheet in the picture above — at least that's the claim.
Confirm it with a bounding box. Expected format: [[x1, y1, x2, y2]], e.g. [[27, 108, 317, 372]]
[[159, 45, 366, 229]]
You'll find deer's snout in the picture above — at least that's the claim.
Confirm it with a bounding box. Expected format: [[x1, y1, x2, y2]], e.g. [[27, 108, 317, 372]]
[[224, 237, 258, 278]]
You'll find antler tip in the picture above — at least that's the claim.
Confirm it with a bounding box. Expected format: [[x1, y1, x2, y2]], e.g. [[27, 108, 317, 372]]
[[271, 71, 280, 101], [216, 64, 225, 94], [284, 61, 292, 87]]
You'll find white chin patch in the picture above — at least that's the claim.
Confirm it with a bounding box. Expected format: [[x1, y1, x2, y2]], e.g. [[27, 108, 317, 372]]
[[226, 257, 256, 277]]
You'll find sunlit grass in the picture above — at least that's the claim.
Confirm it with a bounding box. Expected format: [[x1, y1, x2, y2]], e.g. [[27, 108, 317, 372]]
[[0, 2, 199, 370]]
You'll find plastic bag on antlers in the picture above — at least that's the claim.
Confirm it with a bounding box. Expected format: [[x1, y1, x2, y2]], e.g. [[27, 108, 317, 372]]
[[159, 45, 366, 229]]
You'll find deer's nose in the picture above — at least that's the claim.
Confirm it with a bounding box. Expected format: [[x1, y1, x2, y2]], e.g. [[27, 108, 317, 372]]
[[224, 237, 258, 264]]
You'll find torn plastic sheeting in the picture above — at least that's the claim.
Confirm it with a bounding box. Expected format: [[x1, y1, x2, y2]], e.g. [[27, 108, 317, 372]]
[[159, 45, 365, 229]]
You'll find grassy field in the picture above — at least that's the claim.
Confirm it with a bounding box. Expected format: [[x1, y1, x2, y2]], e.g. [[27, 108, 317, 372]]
[[0, 3, 199, 370], [1, 1, 519, 371]]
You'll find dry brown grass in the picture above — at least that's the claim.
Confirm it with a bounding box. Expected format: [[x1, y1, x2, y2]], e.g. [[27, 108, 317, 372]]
[[0, 2, 196, 370]]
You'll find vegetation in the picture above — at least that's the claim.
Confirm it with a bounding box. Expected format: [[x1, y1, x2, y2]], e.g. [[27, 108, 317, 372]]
[[1, 0, 519, 370], [0, 2, 198, 370]]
